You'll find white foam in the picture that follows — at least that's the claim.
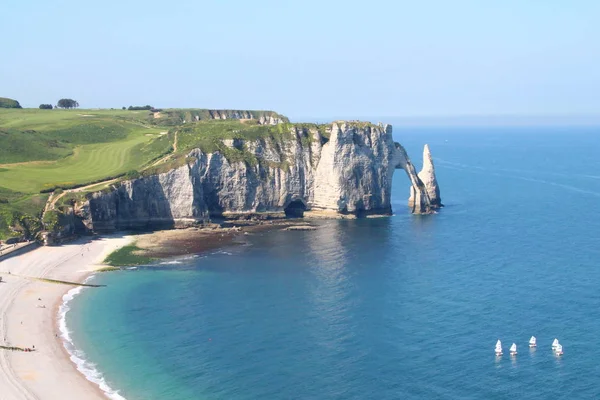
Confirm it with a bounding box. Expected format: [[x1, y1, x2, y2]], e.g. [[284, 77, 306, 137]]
[[58, 276, 128, 400], [159, 260, 182, 265]]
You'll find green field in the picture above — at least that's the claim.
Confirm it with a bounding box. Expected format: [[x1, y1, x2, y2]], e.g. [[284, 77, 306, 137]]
[[0, 107, 294, 240], [0, 109, 173, 192], [0, 130, 171, 192], [0, 108, 173, 239]]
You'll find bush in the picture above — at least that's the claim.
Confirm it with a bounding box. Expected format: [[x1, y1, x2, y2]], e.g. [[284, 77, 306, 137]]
[[128, 105, 153, 111], [43, 209, 60, 232], [124, 169, 140, 179], [0, 97, 22, 108], [57, 98, 79, 109], [39, 104, 53, 109]]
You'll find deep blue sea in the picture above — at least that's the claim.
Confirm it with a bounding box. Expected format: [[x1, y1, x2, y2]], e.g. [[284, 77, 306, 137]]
[[65, 125, 600, 399]]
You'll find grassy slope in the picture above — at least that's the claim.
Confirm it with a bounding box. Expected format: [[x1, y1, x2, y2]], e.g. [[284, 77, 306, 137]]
[[0, 109, 171, 192], [0, 131, 170, 192], [0, 187, 48, 240], [0, 109, 172, 239]]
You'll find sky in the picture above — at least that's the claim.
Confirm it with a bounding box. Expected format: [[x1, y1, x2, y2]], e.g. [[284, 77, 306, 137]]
[[2, 0, 600, 120]]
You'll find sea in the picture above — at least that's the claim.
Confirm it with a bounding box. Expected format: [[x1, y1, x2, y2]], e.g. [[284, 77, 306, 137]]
[[62, 124, 600, 400]]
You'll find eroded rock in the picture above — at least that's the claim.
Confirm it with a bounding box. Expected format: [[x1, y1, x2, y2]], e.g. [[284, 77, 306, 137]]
[[82, 122, 441, 231]]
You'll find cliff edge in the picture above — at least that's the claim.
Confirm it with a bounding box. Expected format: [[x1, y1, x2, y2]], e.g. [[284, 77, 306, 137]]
[[76, 121, 441, 231]]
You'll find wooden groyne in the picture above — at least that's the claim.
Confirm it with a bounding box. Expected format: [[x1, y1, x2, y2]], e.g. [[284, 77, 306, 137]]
[[0, 345, 37, 352], [0, 273, 106, 288], [35, 277, 106, 287]]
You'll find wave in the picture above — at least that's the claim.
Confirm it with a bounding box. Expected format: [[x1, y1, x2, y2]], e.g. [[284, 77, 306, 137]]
[[160, 254, 202, 265], [59, 277, 127, 400]]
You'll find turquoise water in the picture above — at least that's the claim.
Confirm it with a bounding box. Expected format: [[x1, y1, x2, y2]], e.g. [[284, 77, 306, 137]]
[[66, 126, 600, 399]]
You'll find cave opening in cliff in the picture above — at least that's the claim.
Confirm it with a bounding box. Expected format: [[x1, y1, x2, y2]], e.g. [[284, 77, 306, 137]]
[[284, 200, 306, 218]]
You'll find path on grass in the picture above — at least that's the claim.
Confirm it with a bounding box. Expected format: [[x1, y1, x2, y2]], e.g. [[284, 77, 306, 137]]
[[151, 130, 178, 167], [43, 178, 120, 216]]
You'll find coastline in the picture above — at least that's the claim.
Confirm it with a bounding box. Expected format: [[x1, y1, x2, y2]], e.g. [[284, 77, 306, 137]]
[[129, 220, 318, 260], [0, 221, 316, 399], [0, 234, 132, 400]]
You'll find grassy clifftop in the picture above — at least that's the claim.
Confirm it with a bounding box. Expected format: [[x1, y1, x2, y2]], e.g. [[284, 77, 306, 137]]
[[0, 109, 172, 192], [0, 107, 379, 240], [0, 108, 291, 239], [0, 108, 171, 239]]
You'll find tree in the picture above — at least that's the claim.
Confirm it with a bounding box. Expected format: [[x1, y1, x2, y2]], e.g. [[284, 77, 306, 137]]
[[122, 106, 126, 110], [0, 97, 22, 108], [39, 104, 53, 109], [57, 99, 79, 109]]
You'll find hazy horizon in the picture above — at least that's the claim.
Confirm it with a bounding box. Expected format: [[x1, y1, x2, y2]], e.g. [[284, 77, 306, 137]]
[[293, 113, 600, 126], [3, 1, 600, 117]]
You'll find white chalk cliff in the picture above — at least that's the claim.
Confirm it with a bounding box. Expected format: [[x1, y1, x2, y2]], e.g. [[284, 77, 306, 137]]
[[80, 122, 441, 231]]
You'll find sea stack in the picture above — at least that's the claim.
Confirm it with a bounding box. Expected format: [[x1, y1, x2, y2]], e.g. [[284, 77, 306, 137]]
[[408, 144, 443, 210]]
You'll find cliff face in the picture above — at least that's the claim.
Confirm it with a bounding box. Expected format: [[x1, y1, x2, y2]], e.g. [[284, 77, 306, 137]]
[[81, 122, 440, 231], [154, 109, 288, 125]]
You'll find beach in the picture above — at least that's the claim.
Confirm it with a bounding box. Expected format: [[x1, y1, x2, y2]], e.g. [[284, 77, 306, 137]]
[[0, 234, 132, 400], [0, 225, 288, 400]]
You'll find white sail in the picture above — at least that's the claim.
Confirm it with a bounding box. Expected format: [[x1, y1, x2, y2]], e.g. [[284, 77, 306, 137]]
[[495, 340, 502, 353], [510, 343, 517, 352], [552, 338, 559, 348], [555, 344, 563, 353], [529, 336, 536, 345]]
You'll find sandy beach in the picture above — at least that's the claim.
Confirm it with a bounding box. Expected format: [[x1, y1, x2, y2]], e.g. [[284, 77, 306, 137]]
[[0, 223, 305, 399], [0, 234, 132, 400]]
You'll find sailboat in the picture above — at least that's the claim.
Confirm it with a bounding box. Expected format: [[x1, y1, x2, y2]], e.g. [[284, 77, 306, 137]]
[[529, 336, 537, 348], [552, 338, 559, 349], [495, 340, 503, 356], [510, 343, 517, 355], [555, 343, 563, 356]]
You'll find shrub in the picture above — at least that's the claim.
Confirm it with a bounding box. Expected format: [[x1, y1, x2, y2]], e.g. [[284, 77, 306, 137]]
[[124, 169, 140, 179], [128, 105, 153, 111], [0, 97, 22, 108], [39, 104, 53, 109], [57, 99, 79, 109]]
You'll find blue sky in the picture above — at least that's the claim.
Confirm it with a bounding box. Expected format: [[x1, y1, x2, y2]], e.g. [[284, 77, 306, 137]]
[[2, 0, 599, 119]]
